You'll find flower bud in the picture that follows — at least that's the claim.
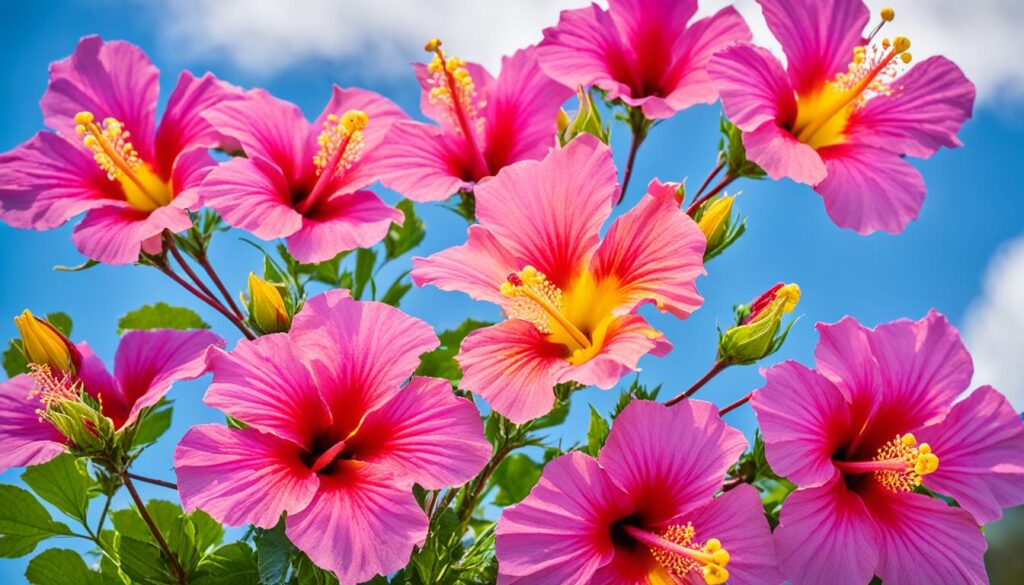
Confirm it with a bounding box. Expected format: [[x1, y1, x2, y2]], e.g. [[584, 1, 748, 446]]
[[697, 196, 733, 243], [246, 273, 291, 333], [558, 86, 610, 146], [718, 283, 800, 365], [14, 310, 75, 373]]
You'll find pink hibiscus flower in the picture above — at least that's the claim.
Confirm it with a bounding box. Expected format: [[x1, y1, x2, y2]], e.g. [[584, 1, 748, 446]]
[[0, 35, 241, 264], [0, 328, 224, 473], [496, 400, 781, 584], [538, 0, 751, 120], [708, 0, 975, 234], [200, 86, 408, 263], [174, 290, 491, 584], [378, 41, 572, 202], [751, 311, 1024, 585], [411, 136, 706, 423]]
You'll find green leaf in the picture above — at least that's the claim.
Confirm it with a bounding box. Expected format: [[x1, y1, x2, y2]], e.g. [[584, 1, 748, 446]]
[[21, 454, 97, 524], [379, 273, 412, 307], [44, 313, 73, 337], [3, 340, 29, 377], [384, 200, 426, 260], [295, 553, 340, 585], [719, 116, 766, 180], [117, 303, 210, 334], [113, 500, 221, 576], [531, 400, 570, 430], [255, 519, 294, 585], [25, 548, 103, 585], [415, 319, 492, 382], [118, 535, 171, 584], [352, 248, 377, 300], [491, 454, 543, 506], [193, 543, 259, 585], [133, 402, 173, 447], [585, 406, 611, 457], [0, 485, 73, 558]]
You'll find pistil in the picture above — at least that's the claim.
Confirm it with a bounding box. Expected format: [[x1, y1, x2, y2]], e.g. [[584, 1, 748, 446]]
[[298, 110, 368, 215], [74, 112, 170, 211], [833, 433, 939, 493], [309, 438, 348, 473], [623, 524, 731, 585], [501, 267, 592, 350], [424, 38, 490, 179]]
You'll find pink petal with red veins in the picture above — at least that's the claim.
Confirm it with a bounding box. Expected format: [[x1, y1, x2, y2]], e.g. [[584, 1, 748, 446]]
[[742, 121, 826, 185], [376, 121, 475, 202], [709, 43, 797, 131], [0, 376, 67, 474], [199, 156, 303, 240], [155, 71, 243, 177], [285, 190, 402, 264], [71, 203, 192, 265], [562, 315, 672, 390], [411, 224, 520, 306]]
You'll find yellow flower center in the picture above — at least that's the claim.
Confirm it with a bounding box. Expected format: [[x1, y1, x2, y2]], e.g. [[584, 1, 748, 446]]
[[835, 433, 940, 494], [74, 111, 172, 212], [623, 523, 731, 585], [295, 109, 369, 215]]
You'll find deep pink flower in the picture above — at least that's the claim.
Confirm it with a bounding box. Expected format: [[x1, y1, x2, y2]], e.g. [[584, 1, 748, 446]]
[[200, 87, 408, 263], [0, 36, 241, 264], [751, 311, 1024, 585], [174, 290, 491, 583], [0, 328, 223, 473], [411, 136, 706, 423], [708, 0, 975, 234], [378, 43, 572, 202], [496, 400, 780, 584], [538, 0, 751, 120]]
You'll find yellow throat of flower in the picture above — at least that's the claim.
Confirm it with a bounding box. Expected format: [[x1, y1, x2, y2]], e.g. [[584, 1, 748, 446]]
[[74, 111, 172, 212]]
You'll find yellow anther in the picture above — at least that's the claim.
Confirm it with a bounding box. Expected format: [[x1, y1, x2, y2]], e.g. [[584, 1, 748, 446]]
[[501, 267, 592, 350], [915, 449, 940, 476], [424, 38, 442, 52], [74, 111, 94, 125], [711, 549, 730, 567], [892, 36, 911, 54], [900, 52, 912, 64], [874, 434, 939, 493], [313, 110, 367, 177], [704, 539, 722, 553], [703, 564, 729, 585], [882, 38, 891, 49], [340, 110, 369, 134], [880, 7, 895, 22], [901, 433, 917, 447]]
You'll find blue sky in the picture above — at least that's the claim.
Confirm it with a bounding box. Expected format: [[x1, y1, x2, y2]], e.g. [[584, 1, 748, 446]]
[[2, 0, 1023, 581]]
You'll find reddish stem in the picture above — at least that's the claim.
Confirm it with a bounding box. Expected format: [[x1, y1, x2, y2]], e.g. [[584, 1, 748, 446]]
[[122, 473, 187, 583], [718, 391, 753, 416], [665, 361, 729, 407], [685, 173, 738, 216], [691, 159, 725, 205]]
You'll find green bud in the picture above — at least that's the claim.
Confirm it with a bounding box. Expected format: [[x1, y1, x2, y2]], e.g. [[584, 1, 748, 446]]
[[558, 86, 610, 146], [718, 283, 800, 365]]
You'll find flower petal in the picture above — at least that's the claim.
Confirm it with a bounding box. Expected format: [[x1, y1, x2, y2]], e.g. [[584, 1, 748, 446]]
[[0, 375, 66, 473], [813, 316, 881, 405], [562, 314, 671, 391], [475, 134, 617, 289], [848, 56, 975, 159], [709, 43, 797, 131], [599, 400, 747, 522], [155, 71, 242, 177], [411, 224, 519, 306], [743, 121, 826, 185], [496, 451, 627, 583], [773, 479, 879, 585], [285, 191, 401, 264], [591, 192, 705, 319], [918, 386, 1024, 524], [538, 5, 635, 103], [111, 329, 225, 429], [457, 320, 570, 424], [285, 464, 427, 585], [414, 61, 496, 132], [376, 121, 475, 202], [751, 360, 850, 487], [199, 156, 303, 240], [71, 203, 192, 265], [204, 334, 330, 447], [175, 424, 318, 529]]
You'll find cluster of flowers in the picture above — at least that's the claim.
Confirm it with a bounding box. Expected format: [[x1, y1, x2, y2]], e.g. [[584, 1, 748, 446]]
[[0, 0, 1020, 584]]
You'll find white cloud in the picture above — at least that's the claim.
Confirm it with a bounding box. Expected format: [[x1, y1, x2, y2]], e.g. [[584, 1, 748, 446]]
[[964, 236, 1024, 411], [157, 0, 1024, 103]]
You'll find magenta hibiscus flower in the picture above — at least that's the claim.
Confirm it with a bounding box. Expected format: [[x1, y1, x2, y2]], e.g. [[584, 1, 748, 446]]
[[0, 36, 240, 264], [496, 400, 780, 584], [378, 41, 572, 202], [0, 328, 223, 473], [708, 0, 975, 234], [200, 86, 408, 263], [411, 136, 706, 423], [174, 291, 491, 583], [751, 311, 1024, 585], [538, 0, 751, 120]]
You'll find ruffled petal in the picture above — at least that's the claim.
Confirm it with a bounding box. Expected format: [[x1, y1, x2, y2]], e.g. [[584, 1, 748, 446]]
[[285, 464, 427, 585], [538, 5, 635, 103], [42, 36, 159, 162], [751, 360, 851, 487], [591, 192, 705, 319], [411, 224, 519, 306], [376, 121, 475, 202], [562, 314, 671, 391], [169, 147, 215, 211], [757, 0, 869, 95], [813, 316, 881, 405], [743, 121, 826, 185], [155, 71, 242, 177], [0, 132, 117, 230], [599, 400, 747, 523], [773, 479, 880, 585], [848, 56, 975, 159], [198, 156, 303, 240], [918, 386, 1024, 524], [204, 334, 330, 448], [815, 143, 925, 235], [496, 451, 628, 583], [285, 191, 401, 264], [174, 424, 318, 529], [347, 377, 490, 490], [475, 135, 617, 289], [111, 329, 225, 429], [71, 203, 192, 265], [0, 375, 67, 473], [457, 320, 570, 424], [709, 43, 797, 131]]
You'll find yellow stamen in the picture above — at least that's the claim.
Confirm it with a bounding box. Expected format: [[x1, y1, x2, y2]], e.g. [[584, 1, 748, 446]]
[[313, 110, 368, 178], [27, 363, 80, 422], [74, 111, 171, 212], [423, 38, 486, 150], [880, 7, 895, 22], [836, 433, 939, 493], [629, 523, 731, 585], [501, 266, 591, 350]]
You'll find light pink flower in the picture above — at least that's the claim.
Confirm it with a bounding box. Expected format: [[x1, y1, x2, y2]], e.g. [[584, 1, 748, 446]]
[[496, 400, 780, 584], [751, 311, 1024, 585], [0, 36, 240, 264], [708, 0, 975, 234], [174, 291, 491, 584], [200, 87, 408, 263], [539, 0, 751, 120], [0, 328, 224, 473], [411, 136, 706, 423], [378, 44, 572, 202]]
